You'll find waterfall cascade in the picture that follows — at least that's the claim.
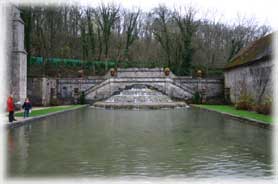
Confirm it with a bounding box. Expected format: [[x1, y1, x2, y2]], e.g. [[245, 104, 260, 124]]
[[93, 85, 187, 109], [105, 87, 173, 104]]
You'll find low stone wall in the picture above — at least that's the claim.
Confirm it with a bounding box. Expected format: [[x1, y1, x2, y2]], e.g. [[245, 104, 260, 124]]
[[58, 77, 104, 98], [175, 78, 224, 98]]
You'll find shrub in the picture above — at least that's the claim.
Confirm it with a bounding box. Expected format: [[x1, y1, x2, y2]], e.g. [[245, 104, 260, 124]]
[[193, 92, 201, 104], [235, 94, 254, 111], [254, 97, 272, 115], [80, 92, 85, 104], [50, 98, 59, 106]]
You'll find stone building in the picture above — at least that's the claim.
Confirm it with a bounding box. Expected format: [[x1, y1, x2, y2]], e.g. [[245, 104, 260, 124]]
[[224, 33, 274, 104], [6, 6, 27, 103]]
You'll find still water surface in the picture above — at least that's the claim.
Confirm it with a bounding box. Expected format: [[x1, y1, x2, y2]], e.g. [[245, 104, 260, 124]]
[[7, 108, 273, 178]]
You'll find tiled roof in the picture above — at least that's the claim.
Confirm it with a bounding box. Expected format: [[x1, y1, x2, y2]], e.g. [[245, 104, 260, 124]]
[[225, 33, 274, 70]]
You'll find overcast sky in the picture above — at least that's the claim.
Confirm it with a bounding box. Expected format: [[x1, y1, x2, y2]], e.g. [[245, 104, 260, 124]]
[[79, 0, 276, 30], [10, 0, 278, 30]]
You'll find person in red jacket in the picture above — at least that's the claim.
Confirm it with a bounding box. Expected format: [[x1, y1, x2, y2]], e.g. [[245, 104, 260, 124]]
[[7, 94, 16, 122]]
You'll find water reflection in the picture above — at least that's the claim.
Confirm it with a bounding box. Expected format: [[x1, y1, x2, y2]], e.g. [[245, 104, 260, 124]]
[[7, 108, 272, 179]]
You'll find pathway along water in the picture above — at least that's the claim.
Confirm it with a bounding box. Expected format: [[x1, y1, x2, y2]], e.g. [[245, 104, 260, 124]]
[[7, 107, 272, 179]]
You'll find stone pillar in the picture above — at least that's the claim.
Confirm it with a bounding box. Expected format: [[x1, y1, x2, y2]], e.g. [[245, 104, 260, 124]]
[[41, 78, 47, 106], [11, 7, 27, 103]]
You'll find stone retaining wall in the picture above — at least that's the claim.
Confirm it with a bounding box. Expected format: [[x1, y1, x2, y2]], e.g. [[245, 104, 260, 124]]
[[58, 78, 104, 98], [175, 78, 224, 98], [27, 77, 104, 105], [27, 68, 224, 105]]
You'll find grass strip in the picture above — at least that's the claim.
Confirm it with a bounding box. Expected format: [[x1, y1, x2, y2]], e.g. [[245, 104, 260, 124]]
[[194, 105, 272, 124], [15, 105, 85, 117]]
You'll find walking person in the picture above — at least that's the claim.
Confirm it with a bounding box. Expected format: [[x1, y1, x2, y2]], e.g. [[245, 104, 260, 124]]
[[7, 94, 16, 122], [22, 98, 32, 118]]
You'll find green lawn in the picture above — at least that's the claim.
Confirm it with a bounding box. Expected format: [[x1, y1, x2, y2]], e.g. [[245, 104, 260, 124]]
[[15, 105, 85, 117], [194, 105, 272, 124]]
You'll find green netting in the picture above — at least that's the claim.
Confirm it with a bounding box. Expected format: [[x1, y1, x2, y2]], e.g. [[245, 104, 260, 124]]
[[29, 57, 117, 67], [28, 57, 43, 64], [46, 58, 82, 66]]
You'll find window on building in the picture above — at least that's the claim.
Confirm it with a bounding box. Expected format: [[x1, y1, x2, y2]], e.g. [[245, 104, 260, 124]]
[[50, 88, 55, 97], [62, 87, 68, 98], [74, 88, 79, 95]]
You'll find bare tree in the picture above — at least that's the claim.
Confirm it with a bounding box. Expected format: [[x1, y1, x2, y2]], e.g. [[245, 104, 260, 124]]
[[173, 6, 199, 75], [86, 8, 96, 60], [227, 16, 271, 61], [94, 3, 120, 59], [21, 4, 272, 77], [152, 5, 172, 66], [123, 8, 141, 60], [80, 17, 88, 60]]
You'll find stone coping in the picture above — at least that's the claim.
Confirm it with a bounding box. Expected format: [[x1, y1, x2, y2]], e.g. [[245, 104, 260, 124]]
[[174, 78, 224, 82], [92, 102, 189, 109], [192, 105, 272, 129], [58, 78, 104, 81], [117, 68, 164, 72], [6, 105, 89, 129]]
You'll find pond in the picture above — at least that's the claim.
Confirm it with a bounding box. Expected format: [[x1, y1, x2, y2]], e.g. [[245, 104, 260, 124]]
[[6, 107, 273, 179]]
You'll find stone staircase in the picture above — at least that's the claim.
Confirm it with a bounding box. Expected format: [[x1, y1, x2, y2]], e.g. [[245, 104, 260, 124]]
[[84, 68, 194, 103]]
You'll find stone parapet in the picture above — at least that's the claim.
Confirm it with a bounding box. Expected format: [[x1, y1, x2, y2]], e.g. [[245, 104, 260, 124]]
[[108, 68, 176, 78]]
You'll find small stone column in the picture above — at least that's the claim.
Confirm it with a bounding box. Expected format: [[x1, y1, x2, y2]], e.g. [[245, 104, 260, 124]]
[[201, 87, 207, 104]]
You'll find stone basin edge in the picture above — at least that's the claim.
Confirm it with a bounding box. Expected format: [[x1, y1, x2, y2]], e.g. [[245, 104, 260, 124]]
[[191, 105, 272, 129], [5, 105, 89, 129]]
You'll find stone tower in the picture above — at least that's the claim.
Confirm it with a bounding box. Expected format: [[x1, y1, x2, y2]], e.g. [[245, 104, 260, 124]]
[[7, 6, 27, 103]]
